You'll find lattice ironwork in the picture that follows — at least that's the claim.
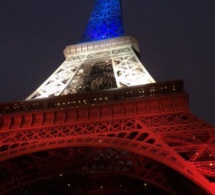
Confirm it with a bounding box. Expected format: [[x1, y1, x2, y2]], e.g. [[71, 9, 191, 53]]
[[27, 36, 155, 100], [1, 84, 215, 194], [80, 0, 124, 42]]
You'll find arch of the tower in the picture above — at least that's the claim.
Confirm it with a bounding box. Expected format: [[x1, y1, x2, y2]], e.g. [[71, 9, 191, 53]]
[[0, 147, 207, 195], [0, 121, 212, 194]]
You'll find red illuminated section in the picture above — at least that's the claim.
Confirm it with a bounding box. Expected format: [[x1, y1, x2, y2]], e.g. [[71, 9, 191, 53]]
[[1, 80, 215, 194]]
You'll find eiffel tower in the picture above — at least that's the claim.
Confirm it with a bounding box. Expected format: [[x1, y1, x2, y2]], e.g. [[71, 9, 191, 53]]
[[1, 0, 215, 194]]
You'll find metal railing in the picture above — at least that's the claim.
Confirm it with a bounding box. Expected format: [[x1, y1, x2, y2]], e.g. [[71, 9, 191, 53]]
[[0, 80, 185, 115]]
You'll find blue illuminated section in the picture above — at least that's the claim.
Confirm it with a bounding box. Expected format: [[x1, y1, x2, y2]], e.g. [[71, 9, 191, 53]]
[[80, 0, 125, 43]]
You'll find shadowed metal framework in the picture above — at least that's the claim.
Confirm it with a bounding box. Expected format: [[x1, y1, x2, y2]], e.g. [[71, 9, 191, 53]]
[[1, 0, 215, 194]]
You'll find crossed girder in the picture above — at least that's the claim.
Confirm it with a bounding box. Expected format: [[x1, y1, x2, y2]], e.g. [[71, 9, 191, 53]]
[[1, 83, 215, 194]]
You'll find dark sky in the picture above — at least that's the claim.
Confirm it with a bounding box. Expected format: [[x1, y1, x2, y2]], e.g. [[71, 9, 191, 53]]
[[0, 0, 214, 125]]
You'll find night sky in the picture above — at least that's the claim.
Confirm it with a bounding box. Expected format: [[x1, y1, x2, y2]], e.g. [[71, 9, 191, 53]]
[[0, 0, 215, 125]]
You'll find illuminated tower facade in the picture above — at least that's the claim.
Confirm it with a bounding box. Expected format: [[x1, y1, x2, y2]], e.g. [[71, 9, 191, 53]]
[[27, 0, 154, 100], [1, 0, 215, 194]]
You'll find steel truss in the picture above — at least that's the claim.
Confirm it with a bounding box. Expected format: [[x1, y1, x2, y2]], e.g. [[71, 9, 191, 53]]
[[1, 81, 215, 194]]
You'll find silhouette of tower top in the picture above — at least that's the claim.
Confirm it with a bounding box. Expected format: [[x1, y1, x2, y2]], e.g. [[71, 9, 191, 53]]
[[80, 0, 124, 42]]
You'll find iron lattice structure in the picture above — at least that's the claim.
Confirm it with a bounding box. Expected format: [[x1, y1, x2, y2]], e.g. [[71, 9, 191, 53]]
[[80, 0, 124, 42], [1, 0, 215, 194], [27, 36, 155, 100], [1, 81, 215, 194]]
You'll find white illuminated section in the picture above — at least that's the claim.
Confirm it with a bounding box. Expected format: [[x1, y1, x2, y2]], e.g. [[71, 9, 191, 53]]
[[27, 36, 155, 100]]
